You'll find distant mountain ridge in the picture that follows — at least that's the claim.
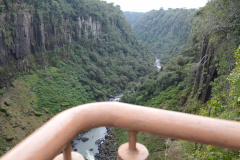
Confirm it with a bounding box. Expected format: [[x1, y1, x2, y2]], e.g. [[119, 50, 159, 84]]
[[124, 9, 196, 63]]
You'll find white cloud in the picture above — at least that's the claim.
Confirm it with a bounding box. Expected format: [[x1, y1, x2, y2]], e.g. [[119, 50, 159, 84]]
[[102, 0, 208, 12]]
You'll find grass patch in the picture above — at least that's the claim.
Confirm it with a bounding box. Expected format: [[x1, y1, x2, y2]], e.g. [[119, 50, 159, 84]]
[[0, 89, 6, 96], [0, 74, 53, 156], [115, 128, 167, 159]]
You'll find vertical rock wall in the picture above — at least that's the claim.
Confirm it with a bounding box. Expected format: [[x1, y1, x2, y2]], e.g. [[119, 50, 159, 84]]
[[0, 5, 102, 88], [194, 37, 218, 103]]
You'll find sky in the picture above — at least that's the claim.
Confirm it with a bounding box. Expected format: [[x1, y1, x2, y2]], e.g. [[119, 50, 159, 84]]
[[102, 0, 209, 12]]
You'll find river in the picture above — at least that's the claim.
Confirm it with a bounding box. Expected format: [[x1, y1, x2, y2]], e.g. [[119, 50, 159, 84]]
[[72, 93, 123, 160], [154, 57, 161, 70], [72, 58, 159, 159]]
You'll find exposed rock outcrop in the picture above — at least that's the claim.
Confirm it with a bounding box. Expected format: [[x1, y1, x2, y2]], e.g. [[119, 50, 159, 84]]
[[194, 37, 218, 103], [95, 127, 117, 160], [81, 137, 89, 142], [0, 4, 102, 89], [77, 16, 101, 39]]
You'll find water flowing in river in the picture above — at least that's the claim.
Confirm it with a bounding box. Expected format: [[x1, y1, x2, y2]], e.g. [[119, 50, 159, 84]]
[[155, 58, 161, 70], [72, 58, 159, 159], [72, 127, 107, 160], [72, 93, 123, 160]]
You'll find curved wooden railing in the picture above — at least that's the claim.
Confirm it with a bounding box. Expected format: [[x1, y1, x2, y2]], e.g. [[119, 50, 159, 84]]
[[1, 102, 240, 160]]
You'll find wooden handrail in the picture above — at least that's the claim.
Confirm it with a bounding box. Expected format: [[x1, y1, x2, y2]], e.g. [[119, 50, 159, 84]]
[[1, 102, 240, 160]]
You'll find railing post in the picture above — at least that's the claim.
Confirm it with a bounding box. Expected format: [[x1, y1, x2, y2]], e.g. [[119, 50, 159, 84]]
[[117, 130, 149, 160], [53, 142, 85, 160], [63, 142, 72, 160], [128, 131, 137, 151]]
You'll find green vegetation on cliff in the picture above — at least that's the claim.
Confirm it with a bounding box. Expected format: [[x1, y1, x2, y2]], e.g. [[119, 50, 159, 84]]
[[125, 9, 196, 64], [1, 0, 240, 159], [120, 0, 240, 159], [0, 0, 154, 155]]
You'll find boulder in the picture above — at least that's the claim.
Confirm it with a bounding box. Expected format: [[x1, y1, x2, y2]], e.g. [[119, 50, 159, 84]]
[[6, 137, 14, 141], [81, 137, 89, 142], [107, 94, 114, 98], [5, 112, 9, 116], [0, 107, 7, 113], [60, 102, 70, 108], [34, 111, 43, 117], [11, 84, 17, 88], [43, 108, 49, 113], [23, 109, 29, 114], [95, 139, 102, 145], [76, 135, 82, 140], [4, 102, 10, 106]]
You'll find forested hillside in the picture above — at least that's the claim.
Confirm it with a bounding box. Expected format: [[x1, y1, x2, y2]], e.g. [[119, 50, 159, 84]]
[[0, 0, 154, 155], [1, 0, 240, 159], [121, 0, 240, 159], [123, 12, 144, 27], [125, 9, 196, 64]]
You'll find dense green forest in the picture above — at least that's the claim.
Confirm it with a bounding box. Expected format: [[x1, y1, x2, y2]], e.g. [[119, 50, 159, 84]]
[[124, 9, 196, 64], [0, 0, 154, 156], [1, 0, 240, 159], [120, 0, 240, 159]]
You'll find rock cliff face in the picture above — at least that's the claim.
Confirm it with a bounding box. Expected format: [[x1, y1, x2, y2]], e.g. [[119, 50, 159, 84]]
[[0, 4, 102, 88], [194, 37, 218, 103], [78, 16, 102, 39]]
